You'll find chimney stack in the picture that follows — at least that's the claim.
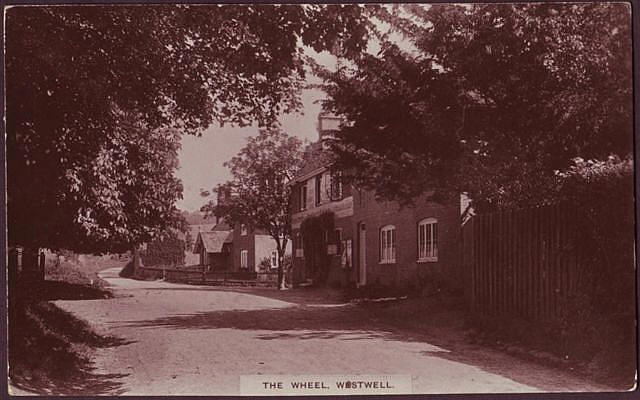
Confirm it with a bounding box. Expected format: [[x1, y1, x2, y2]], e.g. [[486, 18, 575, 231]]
[[317, 113, 342, 144]]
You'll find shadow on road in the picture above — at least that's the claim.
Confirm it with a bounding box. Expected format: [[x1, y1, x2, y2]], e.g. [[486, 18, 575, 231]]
[[120, 284, 350, 306], [119, 295, 606, 392]]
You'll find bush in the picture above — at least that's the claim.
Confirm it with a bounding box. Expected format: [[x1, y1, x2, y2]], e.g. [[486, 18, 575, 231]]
[[140, 231, 185, 267], [554, 156, 635, 385]]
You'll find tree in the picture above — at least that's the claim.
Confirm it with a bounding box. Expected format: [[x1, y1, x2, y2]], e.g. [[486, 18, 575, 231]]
[[141, 230, 187, 267], [6, 5, 373, 255], [201, 129, 304, 289], [316, 3, 632, 211]]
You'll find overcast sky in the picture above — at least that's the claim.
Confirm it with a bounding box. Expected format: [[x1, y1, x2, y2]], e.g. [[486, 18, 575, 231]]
[[175, 49, 337, 212], [175, 88, 326, 212], [175, 12, 407, 213]]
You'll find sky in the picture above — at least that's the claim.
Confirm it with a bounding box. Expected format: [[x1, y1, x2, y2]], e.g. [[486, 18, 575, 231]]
[[175, 50, 337, 212], [175, 88, 326, 212], [174, 13, 409, 212]]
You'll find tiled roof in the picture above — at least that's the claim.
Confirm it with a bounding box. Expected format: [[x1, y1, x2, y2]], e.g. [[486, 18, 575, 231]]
[[194, 231, 232, 254], [294, 142, 332, 181], [211, 218, 232, 231]]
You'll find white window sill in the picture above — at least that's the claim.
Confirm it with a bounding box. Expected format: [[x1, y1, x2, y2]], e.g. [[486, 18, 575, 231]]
[[379, 260, 396, 265], [417, 258, 438, 263]]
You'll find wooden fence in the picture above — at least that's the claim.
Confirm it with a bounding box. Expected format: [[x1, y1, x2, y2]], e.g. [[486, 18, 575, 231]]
[[135, 265, 277, 287], [462, 203, 582, 321]]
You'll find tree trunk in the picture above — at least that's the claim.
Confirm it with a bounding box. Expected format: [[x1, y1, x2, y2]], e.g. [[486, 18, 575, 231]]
[[22, 246, 42, 282], [277, 248, 287, 290]]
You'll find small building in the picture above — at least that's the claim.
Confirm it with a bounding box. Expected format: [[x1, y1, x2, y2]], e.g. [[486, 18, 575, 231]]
[[192, 230, 232, 271], [230, 223, 291, 273], [192, 188, 291, 273]]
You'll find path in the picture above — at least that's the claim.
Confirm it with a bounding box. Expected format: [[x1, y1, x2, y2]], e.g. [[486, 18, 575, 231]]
[[53, 267, 608, 395]]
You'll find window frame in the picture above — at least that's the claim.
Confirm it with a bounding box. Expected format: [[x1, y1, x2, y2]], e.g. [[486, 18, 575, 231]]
[[270, 250, 278, 269], [315, 174, 322, 206], [240, 224, 248, 236], [379, 224, 396, 264], [334, 173, 343, 200], [417, 217, 438, 262], [300, 183, 307, 211]]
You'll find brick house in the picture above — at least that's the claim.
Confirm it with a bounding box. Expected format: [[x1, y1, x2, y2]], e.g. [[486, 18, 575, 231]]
[[289, 114, 463, 290], [289, 115, 355, 286], [230, 223, 292, 273], [193, 189, 291, 273], [352, 190, 462, 291]]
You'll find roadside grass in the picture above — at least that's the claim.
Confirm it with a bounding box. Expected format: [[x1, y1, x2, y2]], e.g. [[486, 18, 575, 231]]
[[467, 313, 636, 390], [45, 254, 128, 287], [355, 290, 633, 391], [9, 256, 131, 395]]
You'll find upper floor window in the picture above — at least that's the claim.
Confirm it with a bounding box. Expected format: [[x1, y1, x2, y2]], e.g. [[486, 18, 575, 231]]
[[240, 224, 248, 236], [315, 175, 322, 206], [418, 218, 438, 262], [380, 225, 396, 264], [330, 172, 343, 200], [300, 183, 307, 211]]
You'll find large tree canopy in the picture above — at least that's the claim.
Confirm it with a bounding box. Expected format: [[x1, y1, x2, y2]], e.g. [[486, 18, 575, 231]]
[[317, 3, 632, 211], [6, 5, 373, 252], [201, 128, 304, 289]]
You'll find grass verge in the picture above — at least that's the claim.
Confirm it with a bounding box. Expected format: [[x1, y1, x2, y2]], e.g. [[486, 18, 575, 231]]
[[9, 256, 131, 395]]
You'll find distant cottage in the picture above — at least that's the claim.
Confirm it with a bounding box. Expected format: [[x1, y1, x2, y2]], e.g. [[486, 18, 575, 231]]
[[192, 190, 291, 272], [193, 230, 232, 271]]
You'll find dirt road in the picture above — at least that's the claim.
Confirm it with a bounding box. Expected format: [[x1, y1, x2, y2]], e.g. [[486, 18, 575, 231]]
[[53, 267, 608, 395]]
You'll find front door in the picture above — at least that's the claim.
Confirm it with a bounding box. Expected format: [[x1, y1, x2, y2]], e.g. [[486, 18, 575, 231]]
[[358, 222, 367, 286]]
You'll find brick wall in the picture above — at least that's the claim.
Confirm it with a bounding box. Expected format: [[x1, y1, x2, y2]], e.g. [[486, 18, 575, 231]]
[[352, 190, 461, 291], [231, 225, 255, 272]]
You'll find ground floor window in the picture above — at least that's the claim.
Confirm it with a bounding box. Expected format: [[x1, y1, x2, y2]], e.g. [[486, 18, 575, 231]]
[[240, 250, 248, 269], [270, 250, 278, 268], [380, 225, 396, 263], [418, 218, 438, 262]]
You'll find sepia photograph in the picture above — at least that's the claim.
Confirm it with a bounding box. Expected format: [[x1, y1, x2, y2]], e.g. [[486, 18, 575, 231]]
[[4, 2, 637, 396]]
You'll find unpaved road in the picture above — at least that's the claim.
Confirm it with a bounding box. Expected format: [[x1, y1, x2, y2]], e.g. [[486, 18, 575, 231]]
[[52, 267, 609, 395]]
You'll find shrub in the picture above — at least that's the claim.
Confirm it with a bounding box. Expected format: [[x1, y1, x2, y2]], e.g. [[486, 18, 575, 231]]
[[553, 156, 635, 385], [140, 231, 185, 267]]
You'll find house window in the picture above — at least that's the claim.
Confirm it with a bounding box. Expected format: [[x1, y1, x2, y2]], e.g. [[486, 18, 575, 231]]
[[270, 250, 278, 269], [240, 250, 248, 269], [418, 218, 438, 262], [315, 175, 322, 206], [300, 183, 307, 211], [380, 225, 396, 263], [330, 172, 342, 200], [241, 224, 248, 236], [328, 228, 342, 255]]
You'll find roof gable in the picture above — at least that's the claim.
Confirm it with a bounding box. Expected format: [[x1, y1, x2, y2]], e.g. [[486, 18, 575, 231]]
[[193, 231, 232, 254]]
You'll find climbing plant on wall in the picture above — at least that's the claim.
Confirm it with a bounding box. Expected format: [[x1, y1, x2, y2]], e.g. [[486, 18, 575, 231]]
[[300, 211, 335, 284]]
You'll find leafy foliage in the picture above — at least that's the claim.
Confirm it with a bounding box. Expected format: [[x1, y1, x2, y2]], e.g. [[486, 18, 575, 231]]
[[201, 128, 304, 288], [6, 5, 373, 253], [140, 230, 186, 267], [317, 3, 632, 210], [554, 156, 634, 382]]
